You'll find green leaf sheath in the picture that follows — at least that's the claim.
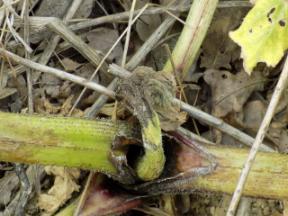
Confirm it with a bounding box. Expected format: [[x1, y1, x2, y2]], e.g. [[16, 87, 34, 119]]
[[0, 112, 132, 177]]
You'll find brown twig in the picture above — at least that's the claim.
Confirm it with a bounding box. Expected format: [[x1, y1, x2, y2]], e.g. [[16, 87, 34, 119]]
[[0, 48, 115, 97]]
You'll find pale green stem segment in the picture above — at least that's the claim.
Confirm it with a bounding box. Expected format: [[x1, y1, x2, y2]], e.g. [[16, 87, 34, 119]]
[[1, 112, 288, 199], [0, 111, 133, 177], [0, 109, 164, 182], [163, 0, 219, 78], [178, 145, 288, 199], [136, 111, 165, 181]]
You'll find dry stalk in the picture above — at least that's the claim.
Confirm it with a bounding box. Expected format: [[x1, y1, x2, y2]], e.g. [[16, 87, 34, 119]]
[[121, 0, 136, 67], [21, 0, 33, 113], [0, 48, 115, 97]]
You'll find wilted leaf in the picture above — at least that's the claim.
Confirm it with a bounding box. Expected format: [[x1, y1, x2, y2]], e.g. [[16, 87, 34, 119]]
[[61, 58, 80, 71], [136, 14, 162, 42], [38, 166, 80, 215], [200, 9, 246, 69], [135, 0, 162, 41], [86, 28, 123, 64], [204, 69, 265, 117], [116, 67, 166, 180], [229, 0, 288, 73]]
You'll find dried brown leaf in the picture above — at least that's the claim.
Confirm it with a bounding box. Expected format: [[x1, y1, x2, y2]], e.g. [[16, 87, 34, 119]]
[[136, 14, 162, 42], [204, 69, 265, 117], [38, 166, 80, 215], [86, 28, 123, 64], [200, 9, 248, 69], [61, 58, 81, 71]]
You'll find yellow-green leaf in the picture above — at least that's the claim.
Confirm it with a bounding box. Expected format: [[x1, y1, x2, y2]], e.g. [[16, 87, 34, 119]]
[[229, 0, 288, 74]]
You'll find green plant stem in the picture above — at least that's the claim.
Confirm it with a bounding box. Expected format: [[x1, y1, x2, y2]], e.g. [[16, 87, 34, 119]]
[[0, 112, 133, 178], [0, 112, 288, 199], [163, 0, 218, 78], [176, 145, 288, 199]]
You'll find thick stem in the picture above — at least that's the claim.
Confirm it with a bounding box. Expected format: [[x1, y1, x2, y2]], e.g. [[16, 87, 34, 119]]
[[0, 112, 287, 199], [163, 0, 218, 78], [176, 144, 288, 199], [0, 112, 127, 177]]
